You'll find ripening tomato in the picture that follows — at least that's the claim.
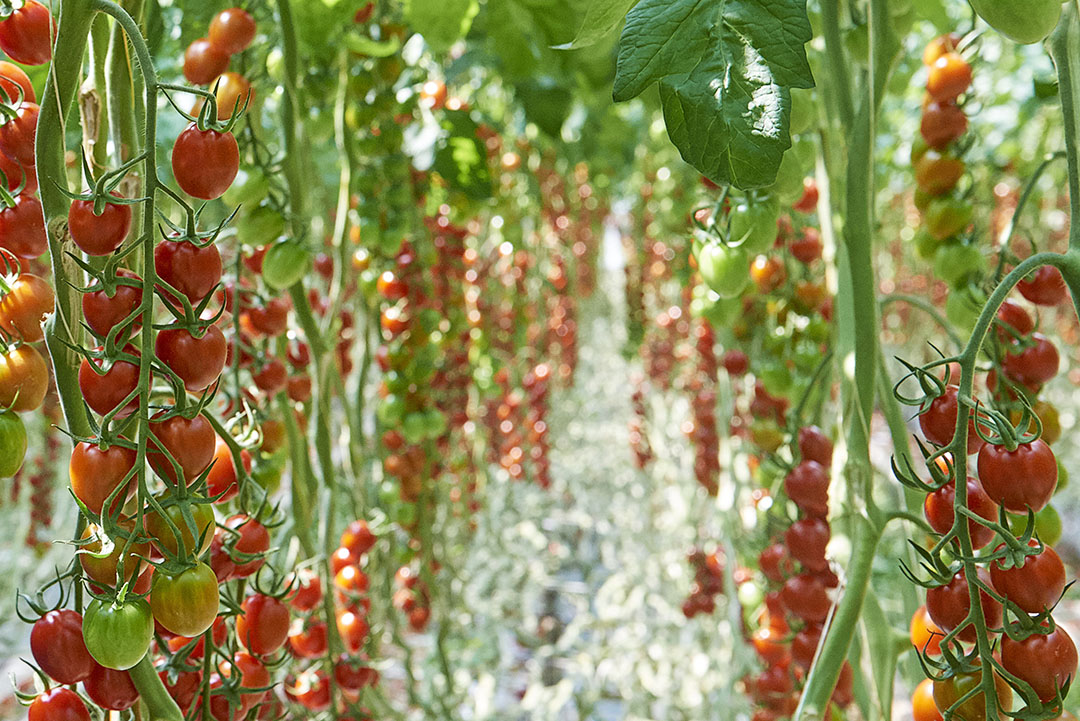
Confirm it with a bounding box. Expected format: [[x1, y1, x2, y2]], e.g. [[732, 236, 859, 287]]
[[0, 101, 38, 167], [148, 412, 216, 486], [785, 517, 830, 572], [150, 563, 219, 637], [978, 438, 1057, 513], [334, 564, 369, 598], [155, 324, 227, 391], [918, 385, 983, 453], [208, 8, 257, 55], [211, 72, 254, 120], [925, 568, 1001, 642], [171, 124, 239, 200], [336, 609, 369, 653], [205, 436, 252, 503], [30, 610, 95, 685], [286, 669, 331, 712], [989, 540, 1066, 614], [0, 193, 47, 259], [183, 38, 229, 85], [377, 271, 408, 300], [68, 194, 132, 256], [145, 499, 215, 558], [1017, 265, 1066, 306], [750, 625, 790, 665], [933, 665, 1013, 720], [996, 300, 1033, 341], [1003, 332, 1059, 387], [750, 255, 786, 293], [28, 688, 90, 721], [0, 343, 46, 411], [224, 652, 270, 713], [83, 664, 138, 711], [155, 237, 222, 305], [236, 594, 289, 655], [0, 1, 54, 65], [82, 597, 154, 670], [0, 273, 52, 342], [165, 615, 227, 661], [82, 269, 142, 339], [0, 61, 33, 103], [920, 101, 967, 149], [923, 35, 959, 66], [79, 347, 140, 418], [927, 53, 972, 102], [340, 519, 377, 557], [915, 150, 965, 195], [912, 679, 942, 721], [288, 620, 328, 658], [69, 441, 135, 516], [79, 520, 147, 586], [1002, 626, 1077, 702], [224, 514, 269, 577], [923, 476, 998, 548], [909, 604, 943, 656]]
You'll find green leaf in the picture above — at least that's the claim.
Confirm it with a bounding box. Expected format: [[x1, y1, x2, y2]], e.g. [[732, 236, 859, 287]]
[[613, 0, 713, 101], [405, 0, 480, 53], [433, 111, 493, 200], [516, 79, 574, 137], [344, 33, 402, 57], [560, 0, 641, 49]]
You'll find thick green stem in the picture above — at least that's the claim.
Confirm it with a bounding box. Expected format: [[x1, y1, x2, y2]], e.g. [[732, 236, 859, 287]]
[[1050, 2, 1080, 250], [129, 654, 183, 721]]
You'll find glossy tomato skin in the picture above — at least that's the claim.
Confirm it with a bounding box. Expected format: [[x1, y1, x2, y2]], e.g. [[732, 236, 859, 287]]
[[30, 610, 95, 684], [996, 300, 1034, 342], [0, 193, 47, 259], [150, 563, 219, 637], [28, 688, 90, 721], [287, 568, 322, 611], [1017, 265, 1066, 306], [155, 324, 227, 391], [67, 194, 131, 256], [224, 514, 270, 577], [69, 441, 136, 516], [1002, 626, 1078, 702], [340, 519, 377, 557], [923, 476, 999, 549], [147, 412, 216, 486], [780, 572, 832, 623], [84, 664, 138, 711], [226, 652, 270, 712], [926, 569, 1002, 643], [145, 500, 215, 558], [910, 604, 943, 656], [0, 343, 47, 411], [1003, 332, 1059, 386], [0, 146, 34, 192], [0, 1, 54, 65], [183, 38, 229, 85], [205, 436, 251, 503], [932, 666, 1012, 720], [79, 348, 140, 418], [785, 517, 830, 572], [155, 238, 222, 305], [82, 598, 154, 670], [78, 521, 147, 586], [920, 101, 968, 149], [0, 272, 53, 342], [82, 269, 142, 339], [236, 594, 289, 655], [912, 678, 942, 721], [990, 541, 1066, 614], [208, 8, 257, 54], [784, 460, 830, 518], [977, 439, 1057, 513], [171, 124, 239, 200], [927, 53, 972, 102], [288, 620, 329, 658], [0, 61, 33, 103], [918, 385, 983, 453], [0, 101, 39, 167]]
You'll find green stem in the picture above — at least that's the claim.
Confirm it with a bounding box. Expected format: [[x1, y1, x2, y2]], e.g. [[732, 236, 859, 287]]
[[274, 0, 306, 235], [821, 0, 854, 128], [129, 654, 183, 721], [1050, 2, 1080, 250]]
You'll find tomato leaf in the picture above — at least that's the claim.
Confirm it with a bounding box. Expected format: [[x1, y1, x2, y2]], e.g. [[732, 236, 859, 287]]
[[433, 110, 492, 200], [613, 0, 814, 189], [558, 0, 641, 49], [405, 0, 480, 53]]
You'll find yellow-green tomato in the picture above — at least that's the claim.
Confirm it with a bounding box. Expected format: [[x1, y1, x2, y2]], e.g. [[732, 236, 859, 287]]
[[969, 0, 1062, 44], [149, 563, 220, 637], [697, 243, 750, 299]]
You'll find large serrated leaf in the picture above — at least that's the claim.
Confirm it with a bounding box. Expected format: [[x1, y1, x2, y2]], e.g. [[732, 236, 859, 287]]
[[613, 0, 713, 101], [659, 24, 791, 189], [559, 0, 641, 49], [405, 0, 479, 53]]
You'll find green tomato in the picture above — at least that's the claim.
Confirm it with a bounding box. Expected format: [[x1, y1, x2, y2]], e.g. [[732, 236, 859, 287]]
[[913, 229, 942, 261], [933, 243, 986, 289], [422, 409, 447, 439], [806, 318, 830, 344], [377, 395, 405, 426], [750, 421, 784, 453], [759, 363, 793, 397], [0, 410, 27, 477], [969, 0, 1062, 44], [222, 168, 269, 208], [149, 563, 219, 637], [402, 413, 427, 445], [1056, 458, 1068, 493], [1008, 504, 1062, 545], [769, 151, 805, 203], [924, 196, 973, 241], [728, 197, 780, 255], [83, 597, 153, 670], [945, 287, 986, 335], [237, 205, 286, 246], [789, 89, 815, 136], [261, 240, 312, 291], [697, 242, 750, 299], [250, 458, 283, 495]]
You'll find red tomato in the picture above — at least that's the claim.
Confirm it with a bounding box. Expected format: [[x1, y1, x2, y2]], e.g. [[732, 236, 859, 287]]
[[1017, 265, 1066, 306], [340, 519, 377, 557], [336, 609, 369, 653], [286, 568, 322, 611], [789, 227, 823, 264], [236, 594, 289, 655], [286, 669, 330, 712], [69, 441, 135, 516], [155, 324, 227, 391], [78, 347, 140, 418], [377, 271, 408, 300], [82, 269, 142, 339], [989, 540, 1066, 614], [252, 358, 287, 394], [977, 438, 1057, 513], [0, 101, 38, 167], [918, 385, 983, 453], [224, 514, 270, 577], [0, 147, 34, 192], [334, 656, 378, 691], [334, 564, 370, 599], [205, 436, 252, 503], [784, 460, 830, 518], [208, 8, 257, 55], [0, 192, 46, 259], [330, 546, 359, 575], [920, 101, 967, 149], [288, 620, 328, 658], [183, 38, 229, 85], [927, 53, 971, 102], [286, 374, 311, 402], [226, 652, 270, 712], [1001, 626, 1078, 702], [790, 622, 822, 668], [158, 666, 201, 713], [30, 610, 95, 684], [1003, 332, 1059, 386], [792, 178, 819, 213], [171, 124, 239, 200], [155, 238, 222, 305], [0, 272, 53, 342], [148, 412, 216, 486], [245, 297, 289, 337], [0, 1, 54, 65], [780, 572, 832, 623], [922, 476, 998, 549], [750, 626, 790, 665], [84, 664, 138, 711], [996, 300, 1034, 340], [784, 517, 830, 572], [0, 61, 33, 103], [28, 688, 90, 721], [910, 604, 943, 656], [925, 568, 1001, 643], [67, 194, 132, 256]]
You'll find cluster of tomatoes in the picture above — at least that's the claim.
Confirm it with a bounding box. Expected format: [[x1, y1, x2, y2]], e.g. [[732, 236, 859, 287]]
[[911, 35, 981, 287], [391, 563, 432, 633], [741, 427, 850, 721], [283, 519, 380, 717], [182, 7, 257, 122], [685, 320, 720, 496], [681, 546, 725, 618], [627, 374, 653, 470]]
